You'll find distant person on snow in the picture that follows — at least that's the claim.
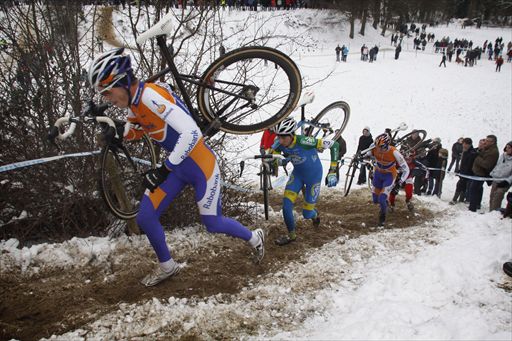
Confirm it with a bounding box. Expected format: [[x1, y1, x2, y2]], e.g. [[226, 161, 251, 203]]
[[88, 48, 265, 287], [395, 44, 402, 60], [341, 45, 349, 62], [495, 55, 504, 72], [439, 52, 447, 67], [335, 44, 341, 62]]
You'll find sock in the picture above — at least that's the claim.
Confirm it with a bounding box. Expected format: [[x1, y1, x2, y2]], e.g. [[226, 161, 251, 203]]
[[160, 258, 177, 273]]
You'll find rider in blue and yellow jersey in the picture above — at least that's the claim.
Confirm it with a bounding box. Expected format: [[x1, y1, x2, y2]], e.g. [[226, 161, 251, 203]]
[[364, 133, 410, 226], [271, 117, 340, 245], [88, 48, 264, 287]]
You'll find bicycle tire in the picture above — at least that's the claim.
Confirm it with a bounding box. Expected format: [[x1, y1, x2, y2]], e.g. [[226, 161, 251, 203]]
[[100, 134, 157, 220], [343, 157, 358, 196], [263, 170, 270, 220], [305, 101, 351, 141], [197, 46, 302, 134], [395, 129, 427, 154]]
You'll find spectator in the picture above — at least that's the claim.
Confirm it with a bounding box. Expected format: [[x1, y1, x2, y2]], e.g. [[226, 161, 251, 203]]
[[335, 131, 347, 162], [433, 148, 448, 197], [448, 137, 464, 172], [356, 127, 373, 185], [496, 55, 504, 72], [439, 52, 447, 67], [335, 45, 341, 62], [219, 44, 226, 56], [489, 141, 512, 211], [447, 42, 454, 62], [341, 45, 349, 62], [503, 192, 512, 218], [469, 135, 499, 212], [450, 138, 477, 204], [425, 137, 442, 195], [395, 44, 402, 60], [260, 128, 276, 155]]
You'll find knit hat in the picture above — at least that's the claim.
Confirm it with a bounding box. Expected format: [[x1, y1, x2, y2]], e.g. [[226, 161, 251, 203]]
[[439, 148, 449, 157], [363, 126, 370, 132]]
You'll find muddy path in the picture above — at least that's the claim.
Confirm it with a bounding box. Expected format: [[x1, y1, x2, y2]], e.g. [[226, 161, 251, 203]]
[[0, 189, 434, 341]]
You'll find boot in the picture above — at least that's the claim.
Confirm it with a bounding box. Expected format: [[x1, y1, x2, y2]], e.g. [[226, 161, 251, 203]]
[[378, 212, 386, 226], [311, 212, 320, 227], [406, 200, 414, 211], [450, 191, 461, 205]]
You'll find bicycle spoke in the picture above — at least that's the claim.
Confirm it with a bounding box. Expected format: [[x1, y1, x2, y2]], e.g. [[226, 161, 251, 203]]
[[198, 47, 301, 133]]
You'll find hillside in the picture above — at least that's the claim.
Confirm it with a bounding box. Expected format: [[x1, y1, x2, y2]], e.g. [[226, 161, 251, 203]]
[[0, 7, 511, 341]]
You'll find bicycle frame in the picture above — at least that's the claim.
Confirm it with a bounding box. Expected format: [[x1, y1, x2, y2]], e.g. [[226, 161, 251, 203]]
[[144, 35, 258, 137]]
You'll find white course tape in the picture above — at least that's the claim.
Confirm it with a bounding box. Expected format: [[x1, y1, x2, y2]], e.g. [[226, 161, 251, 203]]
[[0, 151, 101, 173], [0, 150, 261, 194]]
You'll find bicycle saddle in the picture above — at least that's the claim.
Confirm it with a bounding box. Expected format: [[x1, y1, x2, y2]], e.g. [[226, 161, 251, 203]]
[[137, 11, 175, 44]]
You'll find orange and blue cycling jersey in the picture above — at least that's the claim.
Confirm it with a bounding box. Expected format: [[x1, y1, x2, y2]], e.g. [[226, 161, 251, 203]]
[[368, 145, 409, 183], [125, 81, 202, 169], [365, 144, 410, 214], [372, 146, 401, 178], [124, 81, 253, 263]]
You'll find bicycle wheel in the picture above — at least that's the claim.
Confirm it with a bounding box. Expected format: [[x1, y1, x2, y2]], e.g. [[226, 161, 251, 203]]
[[100, 134, 157, 220], [197, 46, 302, 134], [262, 169, 270, 220], [395, 129, 427, 154], [343, 157, 359, 196], [305, 101, 351, 141]]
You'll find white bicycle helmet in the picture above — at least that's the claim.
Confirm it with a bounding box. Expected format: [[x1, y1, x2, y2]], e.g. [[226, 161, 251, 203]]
[[88, 48, 133, 93], [275, 117, 297, 135]]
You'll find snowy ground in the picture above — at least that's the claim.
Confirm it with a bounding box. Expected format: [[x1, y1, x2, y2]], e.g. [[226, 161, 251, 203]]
[[1, 8, 511, 341]]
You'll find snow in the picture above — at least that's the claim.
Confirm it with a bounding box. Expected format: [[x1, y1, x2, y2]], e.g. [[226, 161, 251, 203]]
[[2, 8, 512, 340], [271, 210, 511, 340]]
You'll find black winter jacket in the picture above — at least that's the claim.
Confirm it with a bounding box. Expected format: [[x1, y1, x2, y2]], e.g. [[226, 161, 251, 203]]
[[357, 134, 373, 152], [458, 147, 477, 175]]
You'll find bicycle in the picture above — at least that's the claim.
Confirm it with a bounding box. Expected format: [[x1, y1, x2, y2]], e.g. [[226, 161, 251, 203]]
[[48, 102, 157, 220], [343, 122, 411, 197], [239, 154, 285, 220], [294, 90, 351, 141], [48, 12, 303, 219], [137, 11, 303, 136]]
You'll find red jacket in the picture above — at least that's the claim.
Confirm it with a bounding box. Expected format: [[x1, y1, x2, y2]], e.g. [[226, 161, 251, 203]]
[[260, 129, 276, 150]]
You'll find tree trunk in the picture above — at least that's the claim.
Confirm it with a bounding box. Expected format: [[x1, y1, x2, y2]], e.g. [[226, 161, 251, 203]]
[[349, 12, 355, 39], [372, 0, 380, 30], [359, 8, 367, 35]]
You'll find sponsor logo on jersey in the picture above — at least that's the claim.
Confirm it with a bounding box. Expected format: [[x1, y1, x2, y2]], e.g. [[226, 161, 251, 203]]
[[203, 173, 220, 209], [181, 130, 200, 160], [152, 100, 167, 114], [311, 183, 321, 200]]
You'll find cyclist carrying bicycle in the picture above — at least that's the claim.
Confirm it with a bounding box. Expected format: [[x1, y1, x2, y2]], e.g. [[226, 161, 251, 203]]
[[364, 133, 410, 226], [388, 149, 427, 212], [88, 48, 264, 286], [270, 117, 340, 245]]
